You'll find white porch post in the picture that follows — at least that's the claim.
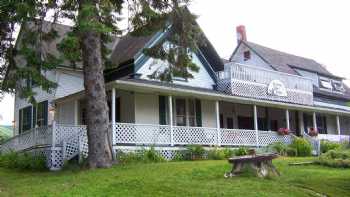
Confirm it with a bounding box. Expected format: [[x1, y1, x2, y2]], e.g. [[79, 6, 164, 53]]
[[74, 100, 79, 125], [313, 112, 317, 131], [215, 100, 221, 146], [111, 88, 116, 158], [298, 111, 304, 136], [285, 109, 290, 130], [253, 105, 258, 146], [336, 115, 341, 136], [168, 95, 174, 146]]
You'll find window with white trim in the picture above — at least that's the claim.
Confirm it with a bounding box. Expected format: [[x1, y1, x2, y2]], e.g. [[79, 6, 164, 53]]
[[319, 77, 332, 90], [332, 80, 345, 92], [174, 98, 200, 127]]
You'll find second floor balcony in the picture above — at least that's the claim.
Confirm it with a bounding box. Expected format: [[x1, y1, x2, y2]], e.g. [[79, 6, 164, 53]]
[[217, 63, 314, 105]]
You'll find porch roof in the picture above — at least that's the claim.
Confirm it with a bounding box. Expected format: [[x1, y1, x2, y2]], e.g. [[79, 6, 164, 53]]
[[54, 77, 350, 116]]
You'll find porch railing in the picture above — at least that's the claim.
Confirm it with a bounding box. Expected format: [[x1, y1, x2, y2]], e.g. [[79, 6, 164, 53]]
[[217, 63, 314, 105], [1, 122, 294, 155], [0, 126, 53, 153], [112, 122, 292, 147], [318, 134, 350, 142]]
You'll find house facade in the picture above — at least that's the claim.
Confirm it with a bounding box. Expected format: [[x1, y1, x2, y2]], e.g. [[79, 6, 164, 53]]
[[1, 22, 350, 170]]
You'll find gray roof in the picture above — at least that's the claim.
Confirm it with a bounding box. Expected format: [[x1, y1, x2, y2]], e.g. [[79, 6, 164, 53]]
[[110, 34, 154, 65], [243, 41, 340, 78]]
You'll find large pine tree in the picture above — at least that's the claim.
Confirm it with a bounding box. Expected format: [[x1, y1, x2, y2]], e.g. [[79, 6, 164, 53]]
[[0, 0, 203, 168]]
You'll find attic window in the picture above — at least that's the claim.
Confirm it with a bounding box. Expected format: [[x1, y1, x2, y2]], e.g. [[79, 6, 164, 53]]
[[319, 77, 332, 90], [243, 50, 251, 61], [332, 80, 345, 92]]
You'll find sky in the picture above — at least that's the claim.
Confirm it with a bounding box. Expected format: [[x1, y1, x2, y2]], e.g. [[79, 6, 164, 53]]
[[1, 0, 350, 125]]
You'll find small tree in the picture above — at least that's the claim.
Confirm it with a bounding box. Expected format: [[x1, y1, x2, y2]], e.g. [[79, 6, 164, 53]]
[[0, 0, 203, 168]]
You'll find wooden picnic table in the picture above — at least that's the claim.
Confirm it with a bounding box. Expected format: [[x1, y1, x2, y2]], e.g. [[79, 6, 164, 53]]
[[224, 153, 280, 178]]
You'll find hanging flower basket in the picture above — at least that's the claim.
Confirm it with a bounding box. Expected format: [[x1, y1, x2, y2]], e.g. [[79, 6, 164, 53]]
[[277, 128, 289, 135], [308, 128, 318, 137]]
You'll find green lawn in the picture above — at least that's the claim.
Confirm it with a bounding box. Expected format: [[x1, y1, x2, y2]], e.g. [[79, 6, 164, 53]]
[[0, 157, 349, 196]]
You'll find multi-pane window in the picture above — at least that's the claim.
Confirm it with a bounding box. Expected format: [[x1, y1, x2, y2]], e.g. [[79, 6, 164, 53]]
[[36, 101, 48, 127], [174, 98, 201, 127], [319, 77, 332, 90], [243, 50, 251, 61], [19, 106, 32, 133], [175, 99, 187, 126], [332, 80, 345, 92], [18, 100, 48, 133]]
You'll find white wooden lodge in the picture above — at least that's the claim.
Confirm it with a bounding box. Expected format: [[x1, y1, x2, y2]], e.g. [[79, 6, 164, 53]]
[[1, 22, 350, 170]]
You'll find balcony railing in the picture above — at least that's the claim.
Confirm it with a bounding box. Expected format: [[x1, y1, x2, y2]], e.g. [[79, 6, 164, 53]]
[[217, 63, 314, 105]]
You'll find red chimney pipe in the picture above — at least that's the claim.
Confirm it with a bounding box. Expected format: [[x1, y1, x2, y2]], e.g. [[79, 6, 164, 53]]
[[236, 25, 247, 43]]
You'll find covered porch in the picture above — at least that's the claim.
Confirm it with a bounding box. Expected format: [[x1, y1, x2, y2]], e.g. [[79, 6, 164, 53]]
[[54, 79, 350, 146]]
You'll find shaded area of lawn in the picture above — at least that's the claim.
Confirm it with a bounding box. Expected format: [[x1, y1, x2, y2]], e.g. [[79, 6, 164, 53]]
[[0, 157, 349, 196]]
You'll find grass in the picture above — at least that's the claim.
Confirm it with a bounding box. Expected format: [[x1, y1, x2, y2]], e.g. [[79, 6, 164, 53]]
[[0, 157, 349, 196]]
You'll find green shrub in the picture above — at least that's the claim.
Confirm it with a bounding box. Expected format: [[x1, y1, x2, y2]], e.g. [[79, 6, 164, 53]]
[[143, 147, 165, 162], [117, 152, 144, 164], [172, 151, 185, 161], [117, 147, 165, 164], [223, 148, 235, 158], [320, 140, 341, 153], [0, 151, 47, 170], [286, 147, 297, 157], [186, 145, 205, 160], [207, 148, 225, 160], [290, 137, 312, 157], [235, 147, 248, 156], [269, 142, 288, 156], [316, 149, 350, 168]]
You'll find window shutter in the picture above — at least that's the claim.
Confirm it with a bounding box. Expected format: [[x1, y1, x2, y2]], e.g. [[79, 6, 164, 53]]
[[116, 97, 121, 122], [43, 100, 48, 126], [19, 109, 23, 134], [32, 105, 37, 127], [195, 99, 202, 127], [159, 96, 166, 125]]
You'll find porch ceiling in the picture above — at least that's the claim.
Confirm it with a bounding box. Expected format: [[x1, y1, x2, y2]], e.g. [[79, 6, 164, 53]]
[[53, 78, 350, 116]]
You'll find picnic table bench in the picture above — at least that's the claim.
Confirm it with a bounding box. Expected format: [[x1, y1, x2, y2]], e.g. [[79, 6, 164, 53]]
[[224, 153, 280, 178]]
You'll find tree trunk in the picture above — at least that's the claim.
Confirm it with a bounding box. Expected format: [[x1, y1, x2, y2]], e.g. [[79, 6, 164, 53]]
[[80, 14, 113, 168]]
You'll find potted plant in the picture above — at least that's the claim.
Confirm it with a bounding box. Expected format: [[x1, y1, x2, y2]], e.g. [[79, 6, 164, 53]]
[[308, 128, 318, 137], [277, 128, 289, 135]]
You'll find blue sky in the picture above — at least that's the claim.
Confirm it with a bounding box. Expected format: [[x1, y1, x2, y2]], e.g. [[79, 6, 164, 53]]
[[1, 0, 350, 125]]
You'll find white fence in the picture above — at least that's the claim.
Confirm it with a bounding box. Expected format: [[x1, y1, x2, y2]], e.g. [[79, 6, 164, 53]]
[[0, 122, 302, 170], [217, 63, 314, 105], [0, 126, 52, 152], [112, 123, 292, 147], [318, 134, 350, 142]]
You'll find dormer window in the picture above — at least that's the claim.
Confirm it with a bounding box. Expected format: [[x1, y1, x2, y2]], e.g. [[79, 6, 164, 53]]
[[332, 80, 345, 92], [319, 77, 332, 90], [243, 50, 251, 61]]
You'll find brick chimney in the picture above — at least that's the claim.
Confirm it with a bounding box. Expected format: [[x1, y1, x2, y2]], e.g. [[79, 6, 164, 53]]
[[236, 25, 247, 43]]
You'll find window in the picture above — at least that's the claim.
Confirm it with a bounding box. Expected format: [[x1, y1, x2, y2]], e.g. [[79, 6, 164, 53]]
[[227, 117, 233, 129], [174, 98, 201, 126], [18, 100, 49, 133], [19, 106, 32, 133], [188, 99, 196, 127], [243, 50, 251, 61], [332, 80, 345, 92], [175, 99, 186, 126], [36, 101, 48, 127], [319, 77, 332, 90], [159, 96, 168, 125]]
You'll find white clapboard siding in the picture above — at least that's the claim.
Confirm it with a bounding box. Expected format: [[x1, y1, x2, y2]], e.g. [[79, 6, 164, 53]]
[[136, 52, 216, 89], [54, 70, 84, 99]]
